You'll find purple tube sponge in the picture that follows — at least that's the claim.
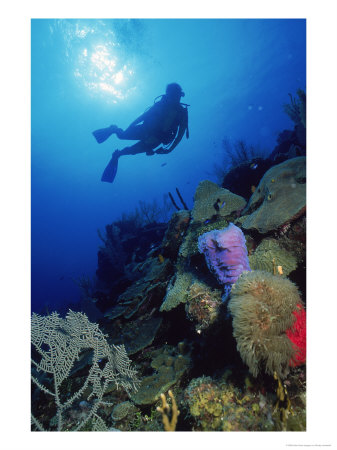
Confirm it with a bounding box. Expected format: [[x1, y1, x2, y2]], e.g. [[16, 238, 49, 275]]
[[198, 223, 251, 298]]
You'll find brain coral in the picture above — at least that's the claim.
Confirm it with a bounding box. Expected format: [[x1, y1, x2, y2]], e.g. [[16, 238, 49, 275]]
[[241, 157, 306, 233], [248, 238, 298, 277], [192, 180, 246, 223], [228, 270, 306, 378]]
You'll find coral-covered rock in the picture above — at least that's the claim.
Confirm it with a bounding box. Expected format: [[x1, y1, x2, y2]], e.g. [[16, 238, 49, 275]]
[[111, 401, 137, 422], [161, 210, 191, 260], [106, 316, 163, 355], [221, 158, 275, 200], [241, 157, 306, 233], [160, 271, 193, 312], [184, 375, 275, 431], [130, 344, 191, 405], [248, 238, 298, 277], [192, 180, 246, 223], [104, 257, 173, 320], [185, 281, 222, 332]]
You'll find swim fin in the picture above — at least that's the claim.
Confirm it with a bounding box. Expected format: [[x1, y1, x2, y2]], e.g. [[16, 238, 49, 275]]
[[101, 153, 119, 183], [92, 126, 115, 144]]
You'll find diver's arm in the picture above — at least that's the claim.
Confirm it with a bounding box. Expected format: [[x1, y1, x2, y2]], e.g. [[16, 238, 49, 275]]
[[158, 119, 187, 154], [127, 112, 147, 129], [155, 110, 188, 155], [167, 128, 185, 152], [165, 108, 188, 153]]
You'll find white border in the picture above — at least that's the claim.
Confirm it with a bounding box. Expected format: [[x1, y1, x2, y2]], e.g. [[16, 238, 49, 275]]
[[1, 1, 337, 449]]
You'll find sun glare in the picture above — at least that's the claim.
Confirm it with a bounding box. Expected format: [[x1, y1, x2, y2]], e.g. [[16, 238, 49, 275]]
[[74, 40, 135, 102], [114, 71, 124, 84], [50, 20, 144, 102], [75, 24, 94, 39]]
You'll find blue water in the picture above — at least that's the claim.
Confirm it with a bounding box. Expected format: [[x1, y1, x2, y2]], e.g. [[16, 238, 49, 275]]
[[31, 18, 306, 313]]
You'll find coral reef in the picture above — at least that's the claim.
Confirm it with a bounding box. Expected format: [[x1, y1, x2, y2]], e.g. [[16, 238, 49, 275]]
[[286, 304, 306, 367], [283, 89, 306, 128], [111, 401, 138, 422], [198, 223, 251, 297], [228, 271, 306, 378], [248, 238, 298, 277], [105, 256, 173, 319], [160, 271, 193, 312], [241, 157, 306, 233], [157, 390, 180, 431], [106, 316, 163, 355], [221, 138, 265, 169], [185, 281, 222, 332], [168, 187, 189, 211], [178, 216, 230, 260], [159, 193, 248, 313], [221, 157, 275, 201], [33, 99, 309, 431], [59, 130, 306, 431], [130, 345, 191, 405], [269, 126, 306, 164], [184, 375, 275, 431], [97, 224, 127, 277], [117, 195, 175, 228], [161, 209, 191, 260], [192, 180, 246, 223]]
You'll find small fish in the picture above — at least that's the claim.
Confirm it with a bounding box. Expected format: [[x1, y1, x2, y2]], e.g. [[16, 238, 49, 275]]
[[250, 163, 258, 170], [251, 185, 256, 193], [158, 254, 164, 264], [220, 200, 226, 208], [204, 219, 211, 224], [213, 198, 221, 212], [161, 162, 167, 167]]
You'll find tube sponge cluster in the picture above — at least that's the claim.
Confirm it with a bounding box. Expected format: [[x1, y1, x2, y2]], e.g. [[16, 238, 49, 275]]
[[198, 223, 251, 296], [228, 270, 306, 378]]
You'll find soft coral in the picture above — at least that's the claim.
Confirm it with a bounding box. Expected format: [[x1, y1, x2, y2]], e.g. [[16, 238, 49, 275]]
[[286, 303, 306, 366]]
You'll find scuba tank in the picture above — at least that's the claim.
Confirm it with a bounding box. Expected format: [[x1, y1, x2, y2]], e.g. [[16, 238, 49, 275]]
[[151, 94, 190, 140]]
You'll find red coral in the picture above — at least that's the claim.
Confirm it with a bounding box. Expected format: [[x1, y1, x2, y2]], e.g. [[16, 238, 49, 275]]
[[286, 303, 306, 366]]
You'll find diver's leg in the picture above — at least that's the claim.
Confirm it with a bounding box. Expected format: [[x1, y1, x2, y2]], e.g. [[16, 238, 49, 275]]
[[115, 125, 146, 141], [116, 142, 152, 156], [103, 140, 157, 183], [114, 139, 160, 157]]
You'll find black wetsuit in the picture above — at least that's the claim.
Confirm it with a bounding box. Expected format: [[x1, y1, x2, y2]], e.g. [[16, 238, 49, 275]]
[[115, 96, 188, 156]]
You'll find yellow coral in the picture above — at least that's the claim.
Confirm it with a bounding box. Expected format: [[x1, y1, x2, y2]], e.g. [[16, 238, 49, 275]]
[[157, 390, 180, 431]]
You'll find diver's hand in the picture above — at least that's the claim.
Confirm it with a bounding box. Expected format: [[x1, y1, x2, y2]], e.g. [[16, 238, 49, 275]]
[[155, 147, 171, 155], [145, 149, 155, 156]]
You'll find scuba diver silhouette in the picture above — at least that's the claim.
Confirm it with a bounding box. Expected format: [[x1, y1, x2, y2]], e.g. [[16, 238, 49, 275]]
[[93, 83, 189, 183]]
